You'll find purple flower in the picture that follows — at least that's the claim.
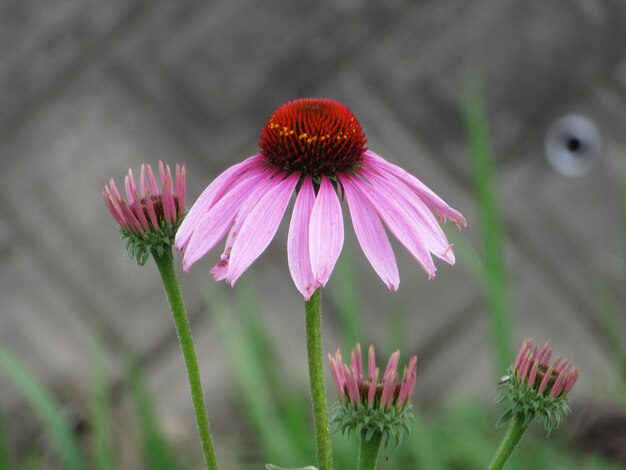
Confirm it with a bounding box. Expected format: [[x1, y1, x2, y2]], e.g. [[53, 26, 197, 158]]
[[496, 338, 581, 433], [103, 162, 186, 265], [104, 162, 186, 235], [176, 98, 465, 299]]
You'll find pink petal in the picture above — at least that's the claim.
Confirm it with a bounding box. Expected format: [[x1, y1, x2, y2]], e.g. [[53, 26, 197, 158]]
[[347, 172, 436, 278], [345, 365, 361, 404], [339, 174, 399, 290], [384, 350, 400, 381], [514, 339, 532, 371], [143, 184, 159, 229], [361, 168, 454, 265], [103, 189, 126, 228], [162, 178, 174, 224], [368, 369, 378, 407], [309, 176, 344, 286], [176, 164, 186, 215], [368, 345, 376, 380], [351, 343, 363, 380], [125, 170, 138, 205], [364, 150, 466, 229], [211, 172, 279, 281], [380, 370, 397, 408], [176, 154, 265, 250], [146, 165, 159, 196], [287, 176, 318, 300], [226, 173, 299, 284], [182, 169, 270, 271], [328, 353, 345, 398]]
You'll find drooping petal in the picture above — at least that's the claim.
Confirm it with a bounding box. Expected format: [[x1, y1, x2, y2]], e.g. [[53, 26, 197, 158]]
[[364, 150, 466, 228], [339, 173, 399, 290], [309, 176, 344, 286], [287, 176, 318, 300], [182, 168, 270, 272], [226, 173, 299, 285], [344, 173, 436, 278], [210, 171, 278, 281], [362, 168, 454, 265], [176, 154, 265, 249]]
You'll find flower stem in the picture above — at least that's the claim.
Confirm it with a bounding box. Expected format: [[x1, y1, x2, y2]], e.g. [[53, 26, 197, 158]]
[[153, 250, 219, 470], [304, 289, 333, 470], [488, 414, 528, 470], [357, 431, 383, 470]]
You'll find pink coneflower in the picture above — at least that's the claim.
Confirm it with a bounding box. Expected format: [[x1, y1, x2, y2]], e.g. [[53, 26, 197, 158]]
[[175, 98, 465, 299], [496, 338, 580, 434], [328, 343, 417, 409], [327, 343, 417, 447], [103, 162, 186, 265]]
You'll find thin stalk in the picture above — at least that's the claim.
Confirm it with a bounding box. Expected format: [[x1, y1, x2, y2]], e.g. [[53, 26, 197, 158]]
[[153, 250, 219, 470], [488, 414, 528, 470], [304, 289, 333, 470], [464, 76, 513, 372], [357, 431, 383, 470]]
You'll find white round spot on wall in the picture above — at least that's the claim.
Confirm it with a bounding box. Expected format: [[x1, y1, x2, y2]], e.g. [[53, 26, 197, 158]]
[[545, 115, 601, 177]]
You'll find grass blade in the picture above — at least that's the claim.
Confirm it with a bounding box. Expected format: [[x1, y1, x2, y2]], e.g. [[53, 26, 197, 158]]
[[464, 75, 514, 372], [0, 400, 11, 470], [0, 347, 83, 470], [332, 244, 363, 346], [125, 359, 178, 470], [91, 351, 115, 470], [203, 283, 301, 464]]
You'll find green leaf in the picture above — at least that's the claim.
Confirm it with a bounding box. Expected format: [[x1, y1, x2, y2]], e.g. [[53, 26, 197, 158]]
[[91, 350, 115, 470], [496, 409, 514, 428], [125, 358, 178, 470], [0, 347, 84, 470]]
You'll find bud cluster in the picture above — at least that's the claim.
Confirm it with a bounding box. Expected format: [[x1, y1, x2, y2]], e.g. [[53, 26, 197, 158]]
[[328, 343, 417, 447], [497, 338, 580, 434], [103, 162, 186, 265]]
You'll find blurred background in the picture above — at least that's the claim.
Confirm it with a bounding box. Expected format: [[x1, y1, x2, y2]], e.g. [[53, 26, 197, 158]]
[[1, 0, 626, 468]]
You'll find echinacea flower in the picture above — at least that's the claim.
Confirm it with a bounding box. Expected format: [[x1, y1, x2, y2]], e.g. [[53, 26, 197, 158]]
[[496, 338, 580, 434], [175, 98, 465, 299], [103, 162, 186, 265], [328, 343, 417, 446]]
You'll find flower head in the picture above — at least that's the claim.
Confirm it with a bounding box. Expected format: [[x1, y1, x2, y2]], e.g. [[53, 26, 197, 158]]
[[497, 338, 580, 434], [328, 343, 417, 447], [103, 162, 186, 265], [176, 98, 466, 299]]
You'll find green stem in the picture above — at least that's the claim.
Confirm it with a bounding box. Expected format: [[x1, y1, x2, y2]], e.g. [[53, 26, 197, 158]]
[[488, 414, 528, 470], [153, 250, 219, 470], [304, 289, 333, 470], [357, 431, 383, 470]]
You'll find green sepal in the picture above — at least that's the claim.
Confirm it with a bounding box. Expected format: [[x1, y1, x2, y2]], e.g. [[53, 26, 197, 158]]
[[330, 401, 414, 449], [495, 367, 571, 435], [119, 216, 182, 266]]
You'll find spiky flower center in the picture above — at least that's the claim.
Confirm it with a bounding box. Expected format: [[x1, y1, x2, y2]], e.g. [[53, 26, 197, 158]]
[[258, 98, 367, 176]]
